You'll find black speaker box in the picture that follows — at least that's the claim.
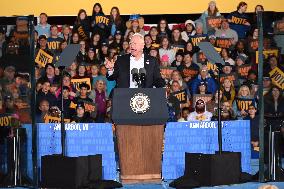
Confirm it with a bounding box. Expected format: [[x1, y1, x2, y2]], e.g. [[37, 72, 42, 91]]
[[185, 152, 241, 186], [41, 154, 102, 188]]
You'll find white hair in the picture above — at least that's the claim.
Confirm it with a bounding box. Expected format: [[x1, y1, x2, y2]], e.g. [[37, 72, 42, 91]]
[[130, 33, 144, 41]]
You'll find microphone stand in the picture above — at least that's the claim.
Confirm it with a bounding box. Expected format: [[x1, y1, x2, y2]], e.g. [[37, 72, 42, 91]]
[[59, 67, 66, 156], [215, 63, 223, 154]]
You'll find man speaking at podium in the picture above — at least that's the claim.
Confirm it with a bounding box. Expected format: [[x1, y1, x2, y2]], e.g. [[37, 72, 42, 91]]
[[105, 33, 165, 88]]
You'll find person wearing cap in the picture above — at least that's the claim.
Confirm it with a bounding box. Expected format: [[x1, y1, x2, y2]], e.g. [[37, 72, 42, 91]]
[[105, 33, 165, 88], [0, 66, 16, 87], [99, 42, 109, 63], [171, 50, 184, 67], [124, 14, 145, 40], [149, 46, 160, 61], [244, 103, 259, 147], [108, 30, 123, 53], [181, 19, 196, 42], [215, 18, 238, 45], [160, 54, 170, 67], [86, 47, 99, 65], [263, 75, 272, 95], [109, 6, 126, 37], [188, 99, 213, 121], [35, 13, 51, 37], [190, 65, 217, 95], [71, 102, 93, 123], [198, 0, 222, 35], [73, 62, 91, 80]]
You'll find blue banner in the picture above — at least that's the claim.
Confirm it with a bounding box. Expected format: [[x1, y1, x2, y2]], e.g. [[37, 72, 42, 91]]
[[162, 121, 251, 179], [19, 123, 116, 180], [37, 123, 116, 180]]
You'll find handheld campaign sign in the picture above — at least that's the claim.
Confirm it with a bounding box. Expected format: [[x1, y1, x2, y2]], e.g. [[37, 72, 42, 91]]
[[198, 42, 225, 65], [58, 44, 80, 67]]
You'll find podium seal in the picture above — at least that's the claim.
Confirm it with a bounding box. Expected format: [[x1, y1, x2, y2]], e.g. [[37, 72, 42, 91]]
[[130, 93, 150, 114]]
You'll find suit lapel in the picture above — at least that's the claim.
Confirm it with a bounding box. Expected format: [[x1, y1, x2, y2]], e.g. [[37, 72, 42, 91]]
[[144, 54, 151, 88], [126, 54, 131, 88], [144, 54, 150, 75]]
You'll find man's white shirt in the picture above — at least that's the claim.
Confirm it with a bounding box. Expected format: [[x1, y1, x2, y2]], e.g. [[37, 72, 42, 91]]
[[107, 54, 145, 88]]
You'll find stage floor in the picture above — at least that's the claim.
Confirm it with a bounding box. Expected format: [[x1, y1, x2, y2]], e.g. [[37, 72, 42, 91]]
[[1, 182, 284, 189]]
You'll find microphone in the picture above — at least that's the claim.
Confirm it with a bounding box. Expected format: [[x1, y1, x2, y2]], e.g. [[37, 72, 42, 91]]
[[139, 68, 146, 87], [131, 68, 139, 83]]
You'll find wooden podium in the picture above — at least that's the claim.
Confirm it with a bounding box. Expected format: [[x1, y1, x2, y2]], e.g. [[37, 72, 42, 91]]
[[112, 88, 168, 184]]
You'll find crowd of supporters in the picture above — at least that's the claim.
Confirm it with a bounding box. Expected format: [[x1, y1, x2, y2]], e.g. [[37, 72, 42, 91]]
[[0, 1, 284, 145]]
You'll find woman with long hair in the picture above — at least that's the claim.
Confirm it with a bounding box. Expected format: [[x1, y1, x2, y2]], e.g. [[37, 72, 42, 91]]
[[73, 9, 90, 41], [108, 6, 126, 36], [91, 3, 108, 39], [159, 36, 176, 65], [199, 0, 221, 34], [264, 85, 284, 116], [157, 18, 172, 40], [221, 78, 236, 105], [233, 84, 256, 119]]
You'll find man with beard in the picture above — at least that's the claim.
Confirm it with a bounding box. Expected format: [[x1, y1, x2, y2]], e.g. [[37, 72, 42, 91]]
[[188, 99, 212, 121]]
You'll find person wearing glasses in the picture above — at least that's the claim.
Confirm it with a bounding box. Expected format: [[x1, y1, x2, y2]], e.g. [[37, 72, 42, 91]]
[[188, 99, 213, 121]]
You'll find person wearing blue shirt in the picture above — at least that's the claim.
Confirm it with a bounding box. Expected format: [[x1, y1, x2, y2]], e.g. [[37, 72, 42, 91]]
[[35, 13, 51, 38], [190, 65, 217, 95]]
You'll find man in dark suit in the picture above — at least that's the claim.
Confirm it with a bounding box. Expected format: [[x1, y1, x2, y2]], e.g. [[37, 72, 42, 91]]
[[105, 33, 165, 88]]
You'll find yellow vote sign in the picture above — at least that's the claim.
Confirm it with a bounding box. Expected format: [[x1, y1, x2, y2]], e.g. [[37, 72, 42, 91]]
[[35, 49, 53, 68]]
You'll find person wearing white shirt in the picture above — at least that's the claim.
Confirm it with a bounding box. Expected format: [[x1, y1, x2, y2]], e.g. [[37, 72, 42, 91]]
[[105, 33, 165, 88]]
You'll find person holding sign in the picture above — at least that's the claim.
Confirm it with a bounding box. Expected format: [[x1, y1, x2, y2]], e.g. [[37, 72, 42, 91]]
[[215, 19, 238, 45], [91, 3, 109, 39], [227, 2, 251, 39], [264, 55, 284, 76], [105, 33, 165, 88], [233, 84, 256, 119], [198, 0, 222, 35]]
